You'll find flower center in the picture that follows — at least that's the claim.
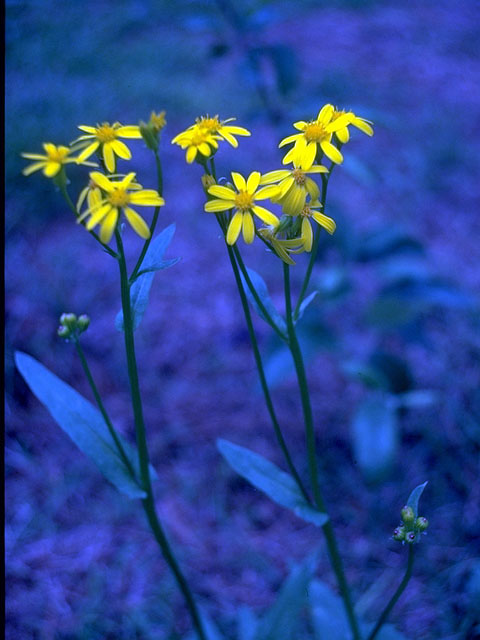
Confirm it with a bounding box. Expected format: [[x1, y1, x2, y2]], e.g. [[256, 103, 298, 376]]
[[331, 108, 346, 120], [235, 190, 254, 211], [303, 122, 328, 143], [108, 188, 130, 207], [47, 147, 69, 163], [292, 168, 306, 185], [300, 205, 313, 218], [197, 116, 220, 132], [95, 124, 117, 143]]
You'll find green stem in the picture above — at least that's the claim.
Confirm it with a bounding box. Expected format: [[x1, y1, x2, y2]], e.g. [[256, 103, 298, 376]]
[[283, 263, 362, 640], [367, 545, 415, 640], [225, 242, 311, 504], [58, 182, 118, 258], [130, 151, 164, 282], [293, 172, 331, 321], [232, 246, 288, 342], [115, 229, 207, 640], [73, 337, 135, 479]]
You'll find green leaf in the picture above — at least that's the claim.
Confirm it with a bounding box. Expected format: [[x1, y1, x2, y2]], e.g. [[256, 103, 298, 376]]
[[406, 481, 428, 518], [310, 579, 350, 640], [15, 351, 153, 499], [240, 267, 287, 334], [217, 439, 328, 527], [296, 291, 318, 322], [116, 224, 178, 331], [255, 555, 317, 640], [351, 395, 398, 482]]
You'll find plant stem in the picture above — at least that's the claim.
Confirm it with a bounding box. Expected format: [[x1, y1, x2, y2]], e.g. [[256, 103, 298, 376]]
[[130, 150, 164, 282], [73, 337, 135, 479], [367, 545, 415, 640], [283, 262, 362, 640], [225, 242, 311, 504], [293, 172, 330, 321], [115, 229, 207, 640]]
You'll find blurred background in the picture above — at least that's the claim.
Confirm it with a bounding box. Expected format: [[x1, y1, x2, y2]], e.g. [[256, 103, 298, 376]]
[[5, 0, 480, 638]]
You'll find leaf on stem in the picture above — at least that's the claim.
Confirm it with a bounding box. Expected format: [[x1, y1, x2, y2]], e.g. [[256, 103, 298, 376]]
[[406, 481, 428, 519], [116, 223, 179, 332], [217, 439, 328, 527], [15, 351, 155, 499], [240, 267, 287, 334], [296, 290, 318, 322]]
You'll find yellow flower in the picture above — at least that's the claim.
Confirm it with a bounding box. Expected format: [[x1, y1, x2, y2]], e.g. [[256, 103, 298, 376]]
[[149, 110, 167, 132], [331, 107, 374, 144], [73, 122, 142, 173], [21, 143, 96, 177], [205, 171, 280, 245], [77, 172, 164, 243], [260, 142, 328, 216], [258, 226, 303, 265], [171, 125, 221, 164], [77, 174, 143, 213], [192, 115, 251, 148], [279, 104, 352, 165], [298, 201, 336, 251]]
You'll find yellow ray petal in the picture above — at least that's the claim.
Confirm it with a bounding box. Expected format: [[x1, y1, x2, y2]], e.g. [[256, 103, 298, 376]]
[[99, 208, 119, 243], [116, 126, 142, 138], [90, 171, 115, 192], [320, 140, 343, 164], [103, 143, 116, 172], [246, 171, 261, 193], [76, 141, 100, 163], [208, 185, 237, 200], [252, 205, 279, 226], [86, 203, 113, 229], [111, 139, 132, 160], [22, 161, 46, 176], [43, 162, 61, 177], [124, 207, 151, 239], [226, 211, 243, 245], [242, 211, 255, 244], [204, 199, 235, 212], [231, 172, 246, 191]]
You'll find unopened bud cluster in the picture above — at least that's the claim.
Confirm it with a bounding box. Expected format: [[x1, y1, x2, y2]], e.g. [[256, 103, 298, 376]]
[[57, 313, 90, 340], [393, 505, 429, 545], [139, 111, 167, 151]]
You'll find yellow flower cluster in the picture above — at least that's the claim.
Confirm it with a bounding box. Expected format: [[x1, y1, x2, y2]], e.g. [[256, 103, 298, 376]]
[[172, 104, 373, 264], [22, 113, 167, 244]]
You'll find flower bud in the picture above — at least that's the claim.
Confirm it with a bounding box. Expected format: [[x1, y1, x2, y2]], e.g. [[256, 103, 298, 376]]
[[416, 516, 429, 532], [202, 174, 216, 191], [393, 526, 406, 541], [406, 531, 417, 544], [57, 325, 71, 339], [401, 506, 415, 525], [77, 314, 90, 333], [60, 313, 77, 330], [149, 110, 166, 133], [139, 121, 158, 152]]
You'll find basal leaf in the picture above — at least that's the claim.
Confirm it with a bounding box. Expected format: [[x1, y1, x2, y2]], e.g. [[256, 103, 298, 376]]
[[15, 351, 153, 499], [116, 224, 178, 331], [217, 439, 328, 527], [240, 267, 287, 334]]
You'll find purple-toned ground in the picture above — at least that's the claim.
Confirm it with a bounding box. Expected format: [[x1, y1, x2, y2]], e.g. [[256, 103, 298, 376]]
[[5, 1, 480, 638]]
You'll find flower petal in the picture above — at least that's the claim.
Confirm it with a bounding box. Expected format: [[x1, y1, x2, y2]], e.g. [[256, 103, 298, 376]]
[[86, 204, 113, 229], [231, 172, 246, 191], [124, 207, 151, 239], [335, 126, 349, 144], [43, 162, 61, 177], [351, 117, 374, 136], [246, 171, 261, 193], [99, 208, 119, 243], [255, 185, 281, 200], [260, 170, 290, 184], [129, 190, 164, 206], [78, 125, 98, 134], [204, 199, 235, 212], [111, 139, 132, 160], [226, 211, 243, 245], [103, 143, 116, 172], [252, 205, 279, 226], [186, 146, 197, 163], [116, 126, 142, 138], [208, 185, 237, 199], [312, 211, 336, 234], [76, 141, 100, 163], [320, 140, 343, 164], [242, 211, 255, 244], [90, 171, 115, 192], [22, 161, 46, 176], [302, 218, 313, 252]]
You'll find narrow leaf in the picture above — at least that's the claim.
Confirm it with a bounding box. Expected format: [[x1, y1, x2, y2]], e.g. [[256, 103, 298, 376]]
[[310, 579, 350, 640], [296, 291, 318, 322], [351, 395, 398, 482], [240, 267, 287, 334], [255, 555, 317, 640], [406, 481, 428, 518], [116, 224, 178, 331], [15, 352, 153, 499], [217, 439, 328, 527]]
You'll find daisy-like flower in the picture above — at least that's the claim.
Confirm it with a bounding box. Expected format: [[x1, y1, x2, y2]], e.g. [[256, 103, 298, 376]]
[[331, 106, 374, 144], [191, 115, 251, 148], [258, 226, 305, 265], [279, 104, 352, 166], [22, 143, 96, 177], [77, 172, 164, 244], [76, 174, 143, 213], [73, 122, 142, 173], [205, 171, 280, 245], [260, 140, 328, 216], [298, 200, 336, 251], [171, 126, 221, 164]]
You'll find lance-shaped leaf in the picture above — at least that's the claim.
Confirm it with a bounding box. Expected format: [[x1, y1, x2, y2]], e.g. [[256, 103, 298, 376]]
[[406, 481, 428, 518], [240, 267, 287, 334], [15, 351, 156, 499], [116, 223, 179, 331], [217, 439, 328, 527]]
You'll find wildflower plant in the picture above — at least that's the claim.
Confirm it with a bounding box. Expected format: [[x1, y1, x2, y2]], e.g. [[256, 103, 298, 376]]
[[16, 104, 429, 640]]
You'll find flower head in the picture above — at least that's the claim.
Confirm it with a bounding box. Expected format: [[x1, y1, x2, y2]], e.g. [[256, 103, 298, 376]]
[[77, 171, 164, 243], [261, 143, 328, 216], [192, 115, 250, 148], [73, 122, 142, 173], [258, 226, 305, 265], [331, 106, 374, 144], [149, 110, 167, 133], [279, 104, 352, 165], [298, 201, 336, 251], [171, 126, 221, 164], [205, 171, 279, 245], [22, 143, 95, 178]]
